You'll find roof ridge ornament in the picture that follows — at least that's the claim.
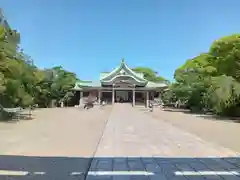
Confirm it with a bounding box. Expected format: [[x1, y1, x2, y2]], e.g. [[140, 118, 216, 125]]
[[119, 69, 126, 74], [121, 58, 125, 63]]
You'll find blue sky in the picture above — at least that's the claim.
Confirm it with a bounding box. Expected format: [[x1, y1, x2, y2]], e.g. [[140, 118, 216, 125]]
[[1, 0, 240, 81]]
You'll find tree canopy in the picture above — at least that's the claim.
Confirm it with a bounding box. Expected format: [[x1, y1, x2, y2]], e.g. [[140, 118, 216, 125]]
[[0, 25, 77, 108], [132, 67, 169, 83], [162, 34, 240, 116]]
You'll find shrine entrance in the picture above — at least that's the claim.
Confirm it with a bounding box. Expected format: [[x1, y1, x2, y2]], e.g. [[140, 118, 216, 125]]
[[115, 90, 132, 103], [73, 59, 168, 107]]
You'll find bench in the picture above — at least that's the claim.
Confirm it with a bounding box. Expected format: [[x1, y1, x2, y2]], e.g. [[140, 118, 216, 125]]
[[0, 104, 24, 120]]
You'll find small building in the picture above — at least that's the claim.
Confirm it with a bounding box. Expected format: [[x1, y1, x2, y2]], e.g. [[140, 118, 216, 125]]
[[72, 59, 168, 107]]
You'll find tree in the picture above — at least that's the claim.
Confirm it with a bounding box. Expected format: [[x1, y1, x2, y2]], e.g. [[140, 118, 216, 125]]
[[165, 34, 240, 116], [0, 72, 5, 93], [132, 67, 168, 83], [0, 22, 77, 108]]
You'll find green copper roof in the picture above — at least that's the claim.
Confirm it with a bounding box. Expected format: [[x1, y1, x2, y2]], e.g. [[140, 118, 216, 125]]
[[100, 71, 144, 80], [73, 59, 168, 90], [100, 59, 147, 83], [134, 72, 144, 78], [73, 80, 101, 90], [73, 80, 167, 89], [99, 72, 109, 79], [146, 81, 167, 88]]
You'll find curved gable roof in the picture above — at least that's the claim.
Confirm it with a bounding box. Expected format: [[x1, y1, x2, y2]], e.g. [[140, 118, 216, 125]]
[[100, 59, 147, 83]]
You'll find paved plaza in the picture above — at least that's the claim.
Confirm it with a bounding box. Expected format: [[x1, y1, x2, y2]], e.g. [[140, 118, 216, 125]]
[[0, 104, 239, 179]]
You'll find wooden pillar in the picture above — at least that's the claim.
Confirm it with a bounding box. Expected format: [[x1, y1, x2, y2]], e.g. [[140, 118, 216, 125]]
[[98, 90, 101, 104], [158, 90, 162, 106], [132, 85, 135, 107], [146, 91, 149, 108], [79, 91, 83, 106], [112, 85, 115, 104]]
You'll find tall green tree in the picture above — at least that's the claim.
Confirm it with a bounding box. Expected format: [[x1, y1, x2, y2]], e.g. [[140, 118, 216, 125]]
[[0, 22, 77, 108], [132, 67, 168, 83], [165, 34, 240, 116]]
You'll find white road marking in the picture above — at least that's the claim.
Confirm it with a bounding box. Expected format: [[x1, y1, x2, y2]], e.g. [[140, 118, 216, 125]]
[[88, 171, 155, 176], [71, 172, 83, 175], [0, 170, 29, 176], [175, 171, 239, 176], [33, 172, 46, 175]]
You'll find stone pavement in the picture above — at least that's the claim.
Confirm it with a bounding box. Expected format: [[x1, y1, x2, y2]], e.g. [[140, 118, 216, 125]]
[[0, 107, 111, 157], [0, 105, 239, 180], [86, 104, 240, 180], [149, 107, 240, 153], [94, 104, 239, 157], [0, 107, 111, 180]]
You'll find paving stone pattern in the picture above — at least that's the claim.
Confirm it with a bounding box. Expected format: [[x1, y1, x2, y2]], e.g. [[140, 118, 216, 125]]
[[0, 105, 239, 180], [86, 104, 240, 180], [95, 104, 238, 157]]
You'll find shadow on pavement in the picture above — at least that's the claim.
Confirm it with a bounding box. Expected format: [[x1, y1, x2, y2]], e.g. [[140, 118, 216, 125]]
[[162, 108, 240, 123], [0, 155, 239, 180]]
